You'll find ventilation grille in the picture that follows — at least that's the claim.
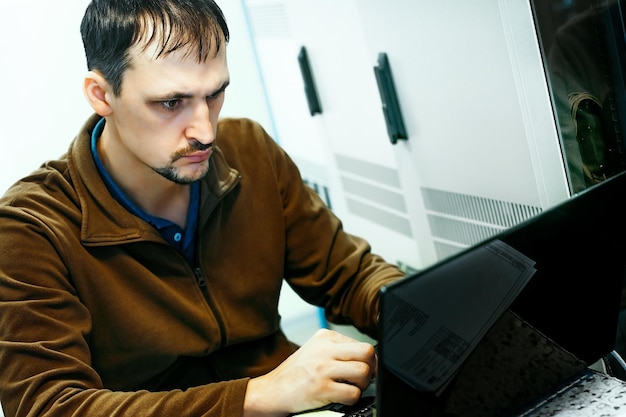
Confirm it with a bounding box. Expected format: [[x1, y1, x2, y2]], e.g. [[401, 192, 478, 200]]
[[335, 155, 413, 238], [247, 2, 291, 38], [422, 187, 542, 260]]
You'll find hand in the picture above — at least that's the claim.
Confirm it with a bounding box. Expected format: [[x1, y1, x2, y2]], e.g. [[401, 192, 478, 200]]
[[242, 328, 377, 417]]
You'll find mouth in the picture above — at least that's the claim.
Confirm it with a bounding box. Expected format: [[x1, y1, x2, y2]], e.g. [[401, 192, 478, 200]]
[[182, 148, 212, 163]]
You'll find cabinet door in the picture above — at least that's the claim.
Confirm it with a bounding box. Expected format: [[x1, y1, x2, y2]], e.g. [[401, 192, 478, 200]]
[[243, 0, 331, 174], [353, 0, 570, 261], [246, 0, 572, 268], [246, 0, 426, 270]]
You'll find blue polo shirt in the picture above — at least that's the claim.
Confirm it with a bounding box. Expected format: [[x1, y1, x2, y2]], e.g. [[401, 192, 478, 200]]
[[90, 118, 199, 265]]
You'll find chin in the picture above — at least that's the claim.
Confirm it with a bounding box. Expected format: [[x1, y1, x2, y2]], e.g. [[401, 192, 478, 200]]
[[157, 162, 210, 184], [171, 171, 207, 185]]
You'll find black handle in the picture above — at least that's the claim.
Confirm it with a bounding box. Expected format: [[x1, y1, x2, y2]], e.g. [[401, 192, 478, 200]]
[[298, 46, 323, 116], [374, 53, 408, 144]]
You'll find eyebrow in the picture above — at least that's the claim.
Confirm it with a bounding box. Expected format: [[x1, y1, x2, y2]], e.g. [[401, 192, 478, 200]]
[[211, 80, 230, 96], [154, 80, 231, 101]]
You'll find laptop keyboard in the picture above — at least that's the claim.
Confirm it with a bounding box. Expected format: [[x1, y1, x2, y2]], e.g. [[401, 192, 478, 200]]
[[290, 379, 377, 416], [326, 396, 375, 416]]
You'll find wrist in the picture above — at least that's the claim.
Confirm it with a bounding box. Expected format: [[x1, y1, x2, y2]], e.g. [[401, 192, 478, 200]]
[[243, 377, 283, 417]]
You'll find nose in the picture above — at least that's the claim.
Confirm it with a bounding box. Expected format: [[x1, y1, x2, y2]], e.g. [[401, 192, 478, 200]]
[[185, 100, 214, 145]]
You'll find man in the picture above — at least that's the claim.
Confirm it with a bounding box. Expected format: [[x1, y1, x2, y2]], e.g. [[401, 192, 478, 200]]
[[0, 1, 404, 416]]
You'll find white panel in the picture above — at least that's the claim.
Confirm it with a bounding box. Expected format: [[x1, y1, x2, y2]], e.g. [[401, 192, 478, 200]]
[[356, 0, 569, 208], [218, 0, 273, 129], [245, 0, 425, 269], [245, 0, 575, 270], [498, 0, 570, 207]]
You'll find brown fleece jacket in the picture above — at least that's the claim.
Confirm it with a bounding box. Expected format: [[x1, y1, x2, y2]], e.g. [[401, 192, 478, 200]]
[[0, 114, 403, 417]]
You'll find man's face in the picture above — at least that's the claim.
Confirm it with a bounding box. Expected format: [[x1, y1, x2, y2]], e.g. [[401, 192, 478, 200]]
[[100, 42, 230, 185]]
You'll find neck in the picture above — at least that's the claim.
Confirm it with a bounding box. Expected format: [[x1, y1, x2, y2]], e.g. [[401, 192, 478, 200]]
[[134, 180, 191, 228], [98, 129, 190, 228], [117, 166, 191, 228]]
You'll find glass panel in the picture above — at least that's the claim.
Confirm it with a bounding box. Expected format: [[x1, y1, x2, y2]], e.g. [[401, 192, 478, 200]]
[[532, 0, 626, 193]]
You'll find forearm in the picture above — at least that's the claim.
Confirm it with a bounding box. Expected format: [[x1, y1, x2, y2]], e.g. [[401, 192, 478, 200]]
[[1, 381, 248, 417]]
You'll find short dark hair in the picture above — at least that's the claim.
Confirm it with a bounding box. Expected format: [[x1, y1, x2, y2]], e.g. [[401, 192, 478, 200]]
[[80, 0, 230, 96]]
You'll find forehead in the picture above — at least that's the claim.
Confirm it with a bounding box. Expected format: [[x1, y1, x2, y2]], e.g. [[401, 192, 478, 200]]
[[123, 41, 229, 93], [129, 39, 228, 69]]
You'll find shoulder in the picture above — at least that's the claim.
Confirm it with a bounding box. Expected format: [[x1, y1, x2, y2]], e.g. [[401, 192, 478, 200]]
[[216, 117, 286, 165], [217, 117, 275, 148], [0, 157, 74, 210], [0, 155, 82, 254]]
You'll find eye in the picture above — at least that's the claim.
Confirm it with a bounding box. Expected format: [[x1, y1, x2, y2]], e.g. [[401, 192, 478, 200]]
[[160, 99, 181, 111]]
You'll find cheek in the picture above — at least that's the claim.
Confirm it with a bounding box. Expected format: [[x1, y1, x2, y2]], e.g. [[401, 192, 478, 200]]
[[119, 121, 179, 164], [115, 102, 192, 155]]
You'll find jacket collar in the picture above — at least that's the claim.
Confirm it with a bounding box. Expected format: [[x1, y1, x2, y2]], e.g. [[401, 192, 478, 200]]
[[69, 114, 240, 246]]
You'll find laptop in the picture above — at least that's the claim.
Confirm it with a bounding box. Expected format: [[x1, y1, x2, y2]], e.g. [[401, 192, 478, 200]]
[[377, 170, 626, 416], [294, 170, 626, 416]]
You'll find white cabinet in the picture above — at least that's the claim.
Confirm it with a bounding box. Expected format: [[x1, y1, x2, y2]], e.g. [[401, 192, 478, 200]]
[[353, 0, 572, 265], [246, 0, 425, 269], [245, 0, 573, 270]]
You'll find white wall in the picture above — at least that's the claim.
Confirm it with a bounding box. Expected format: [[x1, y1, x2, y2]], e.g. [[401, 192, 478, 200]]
[[0, 1, 92, 194]]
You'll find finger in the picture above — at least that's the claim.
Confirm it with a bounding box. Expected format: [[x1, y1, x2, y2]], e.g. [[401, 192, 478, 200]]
[[327, 360, 375, 390], [332, 341, 377, 369], [325, 379, 364, 406]]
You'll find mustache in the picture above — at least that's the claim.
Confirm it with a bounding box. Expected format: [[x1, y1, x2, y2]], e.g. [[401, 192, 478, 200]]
[[171, 141, 212, 161]]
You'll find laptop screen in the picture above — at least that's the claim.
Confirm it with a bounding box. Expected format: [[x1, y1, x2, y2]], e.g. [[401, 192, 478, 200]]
[[378, 171, 626, 416]]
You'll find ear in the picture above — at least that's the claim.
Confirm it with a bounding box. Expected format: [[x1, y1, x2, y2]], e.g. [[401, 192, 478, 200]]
[[83, 71, 113, 116]]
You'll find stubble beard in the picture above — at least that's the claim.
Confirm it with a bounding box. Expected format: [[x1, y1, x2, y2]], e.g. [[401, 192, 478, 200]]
[[153, 160, 210, 185]]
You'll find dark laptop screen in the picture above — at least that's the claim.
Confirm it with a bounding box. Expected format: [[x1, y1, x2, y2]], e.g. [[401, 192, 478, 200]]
[[378, 170, 626, 416]]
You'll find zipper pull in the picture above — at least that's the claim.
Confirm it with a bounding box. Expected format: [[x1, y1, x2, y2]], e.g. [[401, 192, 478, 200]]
[[194, 267, 207, 287]]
